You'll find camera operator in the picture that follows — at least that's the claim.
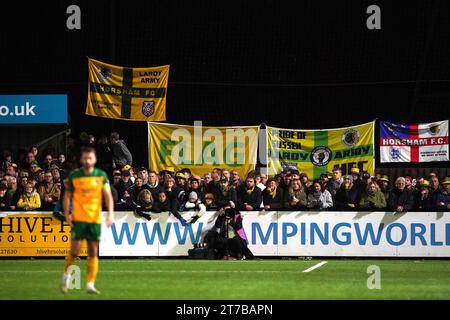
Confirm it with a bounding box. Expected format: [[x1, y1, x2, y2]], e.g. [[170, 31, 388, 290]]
[[214, 208, 254, 260]]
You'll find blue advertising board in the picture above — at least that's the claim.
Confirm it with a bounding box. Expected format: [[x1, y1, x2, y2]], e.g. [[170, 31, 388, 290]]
[[0, 95, 67, 124]]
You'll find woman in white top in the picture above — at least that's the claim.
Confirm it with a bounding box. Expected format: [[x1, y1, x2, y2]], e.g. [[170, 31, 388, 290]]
[[307, 180, 333, 210]]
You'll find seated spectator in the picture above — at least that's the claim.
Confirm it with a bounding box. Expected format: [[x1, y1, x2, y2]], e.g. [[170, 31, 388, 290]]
[[237, 176, 262, 211], [388, 177, 414, 214], [262, 178, 284, 210], [414, 180, 436, 211], [377, 175, 391, 202], [306, 180, 333, 210], [17, 183, 41, 211], [334, 175, 359, 211], [359, 181, 387, 210], [284, 178, 308, 210], [38, 171, 61, 211], [214, 175, 237, 210], [437, 177, 450, 211]]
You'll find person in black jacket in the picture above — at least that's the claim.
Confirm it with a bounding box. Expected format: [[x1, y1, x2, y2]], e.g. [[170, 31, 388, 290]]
[[262, 178, 284, 210], [388, 177, 415, 214], [213, 175, 237, 210], [237, 176, 262, 211], [214, 208, 254, 260], [414, 180, 436, 211], [163, 177, 188, 225], [334, 175, 359, 211]]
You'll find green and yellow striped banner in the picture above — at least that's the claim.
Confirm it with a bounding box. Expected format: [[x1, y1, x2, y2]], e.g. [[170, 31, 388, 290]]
[[267, 122, 374, 178]]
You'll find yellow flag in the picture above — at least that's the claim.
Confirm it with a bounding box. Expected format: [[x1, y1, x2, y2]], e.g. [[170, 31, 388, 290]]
[[148, 122, 259, 178], [267, 122, 375, 178], [86, 57, 169, 121]]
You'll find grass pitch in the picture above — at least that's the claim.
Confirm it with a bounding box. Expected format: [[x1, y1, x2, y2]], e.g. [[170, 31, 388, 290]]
[[0, 258, 449, 300]]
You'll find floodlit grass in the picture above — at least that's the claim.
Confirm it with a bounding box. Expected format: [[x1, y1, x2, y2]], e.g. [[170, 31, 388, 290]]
[[0, 259, 449, 299]]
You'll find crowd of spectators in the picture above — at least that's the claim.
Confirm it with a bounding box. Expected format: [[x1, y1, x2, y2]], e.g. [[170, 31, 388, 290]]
[[1, 132, 450, 221]]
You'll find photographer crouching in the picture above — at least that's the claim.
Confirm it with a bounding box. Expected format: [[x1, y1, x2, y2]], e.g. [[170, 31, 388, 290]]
[[213, 207, 254, 260]]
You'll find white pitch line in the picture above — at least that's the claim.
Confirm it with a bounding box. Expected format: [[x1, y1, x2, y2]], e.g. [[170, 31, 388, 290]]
[[302, 261, 327, 273], [0, 270, 310, 273]]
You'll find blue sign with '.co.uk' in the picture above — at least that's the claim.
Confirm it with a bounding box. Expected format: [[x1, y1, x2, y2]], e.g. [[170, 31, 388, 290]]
[[0, 94, 67, 124]]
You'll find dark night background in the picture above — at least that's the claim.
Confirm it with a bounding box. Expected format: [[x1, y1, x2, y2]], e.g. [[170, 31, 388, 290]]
[[0, 0, 449, 174]]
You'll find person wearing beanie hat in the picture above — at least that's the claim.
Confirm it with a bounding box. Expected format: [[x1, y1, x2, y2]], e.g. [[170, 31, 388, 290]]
[[184, 191, 207, 224], [334, 175, 359, 211], [437, 177, 450, 211]]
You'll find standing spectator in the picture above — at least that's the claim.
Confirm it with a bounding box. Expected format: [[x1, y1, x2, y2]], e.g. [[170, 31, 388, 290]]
[[359, 181, 387, 210], [21, 152, 35, 170], [1, 150, 13, 172], [437, 178, 450, 211], [284, 178, 308, 210], [429, 175, 442, 206], [388, 177, 415, 214], [255, 174, 266, 191], [187, 176, 204, 202], [163, 176, 188, 225], [137, 167, 149, 184], [204, 193, 217, 211], [414, 180, 436, 211], [147, 170, 164, 199], [9, 176, 28, 210], [42, 154, 53, 172], [214, 175, 237, 210], [29, 146, 39, 162], [404, 176, 415, 192], [299, 173, 311, 190], [110, 132, 133, 169], [334, 175, 359, 211], [0, 185, 9, 211], [175, 172, 188, 190], [116, 169, 133, 201], [237, 176, 262, 211], [280, 172, 292, 192], [180, 168, 192, 180], [262, 178, 284, 210], [17, 183, 41, 211], [377, 175, 391, 202], [230, 170, 242, 189], [221, 169, 230, 182], [58, 153, 70, 171], [306, 180, 333, 210], [349, 167, 365, 202], [95, 135, 113, 174], [6, 164, 18, 178], [38, 171, 61, 211], [327, 168, 343, 197], [206, 168, 222, 194]]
